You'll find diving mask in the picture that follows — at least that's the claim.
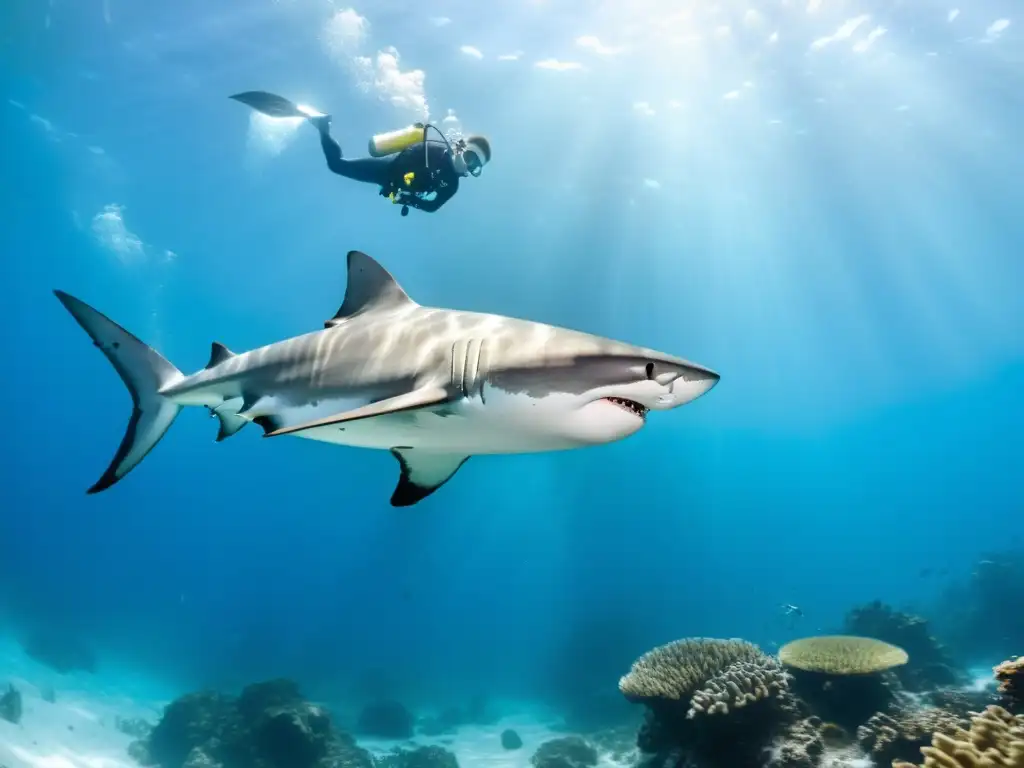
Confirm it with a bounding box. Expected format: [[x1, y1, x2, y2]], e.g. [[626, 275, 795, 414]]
[[464, 149, 483, 177]]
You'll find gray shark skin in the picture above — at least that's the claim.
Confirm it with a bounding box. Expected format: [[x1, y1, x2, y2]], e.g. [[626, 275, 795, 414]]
[[54, 250, 720, 506]]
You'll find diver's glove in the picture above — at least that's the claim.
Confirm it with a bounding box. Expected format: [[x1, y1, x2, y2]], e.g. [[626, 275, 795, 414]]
[[308, 114, 332, 134]]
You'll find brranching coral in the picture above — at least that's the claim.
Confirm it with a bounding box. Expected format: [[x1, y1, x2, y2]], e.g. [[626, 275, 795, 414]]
[[619, 638, 769, 702], [892, 705, 1024, 768], [620, 637, 803, 766], [687, 658, 791, 718], [995, 657, 1023, 712], [857, 708, 965, 766]]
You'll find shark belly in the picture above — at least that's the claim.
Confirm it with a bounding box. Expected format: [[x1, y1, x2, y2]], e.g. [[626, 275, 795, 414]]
[[287, 389, 588, 455]]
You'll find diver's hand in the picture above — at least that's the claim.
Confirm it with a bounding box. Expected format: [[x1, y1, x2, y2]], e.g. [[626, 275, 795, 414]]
[[308, 114, 332, 134]]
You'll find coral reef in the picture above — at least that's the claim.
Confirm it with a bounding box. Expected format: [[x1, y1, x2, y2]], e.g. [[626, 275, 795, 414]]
[[844, 601, 966, 691], [856, 708, 965, 766], [763, 716, 827, 768], [501, 729, 523, 750], [934, 551, 1024, 662], [375, 746, 458, 768], [928, 687, 1000, 718], [116, 717, 155, 739], [778, 635, 908, 730], [620, 638, 767, 702], [778, 636, 909, 675], [621, 637, 802, 767], [531, 736, 598, 768], [21, 630, 97, 674], [585, 726, 639, 765], [0, 685, 22, 725], [687, 658, 791, 718], [355, 700, 414, 740], [996, 657, 1023, 713], [133, 678, 373, 768], [892, 705, 1024, 768]]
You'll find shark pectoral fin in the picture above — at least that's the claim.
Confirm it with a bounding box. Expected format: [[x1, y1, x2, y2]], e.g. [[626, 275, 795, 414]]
[[264, 386, 451, 438], [390, 449, 470, 507]]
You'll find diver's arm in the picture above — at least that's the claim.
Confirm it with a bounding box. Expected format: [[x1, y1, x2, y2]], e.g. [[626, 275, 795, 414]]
[[403, 179, 458, 213]]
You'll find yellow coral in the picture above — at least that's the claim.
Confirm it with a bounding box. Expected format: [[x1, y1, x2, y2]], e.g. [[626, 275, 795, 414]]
[[995, 657, 1023, 708], [778, 635, 908, 675], [892, 705, 1024, 768]]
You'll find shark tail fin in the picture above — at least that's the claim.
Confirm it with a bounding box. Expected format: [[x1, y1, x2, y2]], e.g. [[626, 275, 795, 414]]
[[54, 291, 185, 494]]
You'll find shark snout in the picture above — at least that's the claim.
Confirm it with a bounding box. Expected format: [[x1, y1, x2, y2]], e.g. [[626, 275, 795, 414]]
[[653, 364, 719, 408], [679, 364, 720, 399]]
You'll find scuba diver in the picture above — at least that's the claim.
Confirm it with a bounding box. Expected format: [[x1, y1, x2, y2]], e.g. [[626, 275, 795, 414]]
[[229, 91, 491, 217], [780, 603, 804, 631]]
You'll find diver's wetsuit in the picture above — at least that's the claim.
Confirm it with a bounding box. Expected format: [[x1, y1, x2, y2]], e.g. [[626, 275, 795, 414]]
[[318, 127, 460, 213]]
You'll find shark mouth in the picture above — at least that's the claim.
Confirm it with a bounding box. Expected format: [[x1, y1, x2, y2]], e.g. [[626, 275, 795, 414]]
[[604, 396, 649, 420]]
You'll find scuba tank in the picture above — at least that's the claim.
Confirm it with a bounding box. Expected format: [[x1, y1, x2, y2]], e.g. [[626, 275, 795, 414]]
[[368, 123, 426, 157]]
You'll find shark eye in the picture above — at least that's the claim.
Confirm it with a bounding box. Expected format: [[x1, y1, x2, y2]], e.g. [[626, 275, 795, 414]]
[[645, 362, 655, 380]]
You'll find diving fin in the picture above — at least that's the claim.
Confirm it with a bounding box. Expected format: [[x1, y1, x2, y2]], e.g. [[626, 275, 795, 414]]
[[229, 91, 325, 120]]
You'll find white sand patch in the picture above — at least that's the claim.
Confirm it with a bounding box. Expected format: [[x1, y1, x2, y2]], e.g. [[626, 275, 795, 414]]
[[0, 637, 168, 768], [0, 682, 160, 768]]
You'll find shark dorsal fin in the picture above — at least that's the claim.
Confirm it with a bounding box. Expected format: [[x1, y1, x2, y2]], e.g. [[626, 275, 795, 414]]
[[326, 250, 416, 328], [206, 342, 234, 369]]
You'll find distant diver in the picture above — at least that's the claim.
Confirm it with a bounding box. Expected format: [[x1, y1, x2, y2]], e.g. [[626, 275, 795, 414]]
[[229, 91, 491, 217], [780, 603, 803, 630]]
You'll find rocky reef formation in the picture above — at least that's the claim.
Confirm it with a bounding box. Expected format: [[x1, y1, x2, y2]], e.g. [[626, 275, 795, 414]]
[[130, 679, 374, 768], [531, 736, 598, 768], [934, 551, 1024, 662], [0, 685, 22, 725], [927, 686, 1001, 718], [844, 601, 966, 690], [892, 705, 1023, 768], [996, 657, 1024, 713], [355, 700, 414, 740], [21, 629, 96, 674], [500, 729, 523, 750], [375, 745, 458, 768]]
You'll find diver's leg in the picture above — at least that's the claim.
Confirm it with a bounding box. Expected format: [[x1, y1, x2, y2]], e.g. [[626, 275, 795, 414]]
[[314, 120, 390, 185]]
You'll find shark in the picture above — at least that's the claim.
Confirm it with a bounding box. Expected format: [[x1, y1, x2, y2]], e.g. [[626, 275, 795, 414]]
[[54, 250, 720, 506]]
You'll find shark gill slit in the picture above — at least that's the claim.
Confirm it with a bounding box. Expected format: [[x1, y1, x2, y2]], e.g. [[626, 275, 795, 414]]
[[475, 338, 489, 403], [450, 338, 487, 400], [464, 338, 481, 397]]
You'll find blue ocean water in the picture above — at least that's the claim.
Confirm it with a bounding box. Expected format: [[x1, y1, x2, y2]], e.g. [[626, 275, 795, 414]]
[[0, 0, 1021, 749]]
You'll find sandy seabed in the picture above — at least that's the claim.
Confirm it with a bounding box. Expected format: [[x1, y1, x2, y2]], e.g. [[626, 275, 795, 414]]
[[1, 638, 632, 768]]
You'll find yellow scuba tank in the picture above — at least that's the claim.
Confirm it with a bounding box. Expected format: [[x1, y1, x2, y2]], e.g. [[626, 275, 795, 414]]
[[368, 123, 425, 157]]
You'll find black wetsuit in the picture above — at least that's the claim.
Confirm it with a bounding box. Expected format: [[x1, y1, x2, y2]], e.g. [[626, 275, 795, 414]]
[[318, 128, 460, 213]]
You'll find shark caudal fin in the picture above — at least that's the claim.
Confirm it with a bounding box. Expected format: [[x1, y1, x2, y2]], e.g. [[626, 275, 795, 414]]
[[54, 291, 184, 494]]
